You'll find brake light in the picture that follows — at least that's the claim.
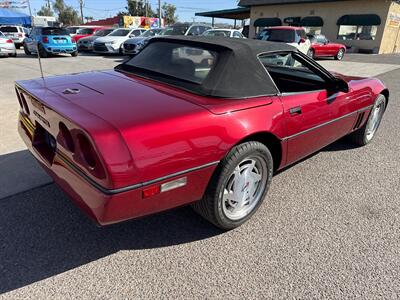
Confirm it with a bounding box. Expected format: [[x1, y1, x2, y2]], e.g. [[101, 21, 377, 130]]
[[42, 36, 49, 43], [18, 33, 23, 37], [77, 134, 97, 169], [142, 177, 187, 199], [6, 39, 13, 43], [142, 185, 161, 198]]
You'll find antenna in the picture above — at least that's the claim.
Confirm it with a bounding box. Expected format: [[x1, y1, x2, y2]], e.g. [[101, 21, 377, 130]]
[[27, 0, 45, 81]]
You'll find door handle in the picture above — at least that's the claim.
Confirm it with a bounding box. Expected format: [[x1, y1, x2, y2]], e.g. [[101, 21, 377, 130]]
[[289, 106, 302, 116]]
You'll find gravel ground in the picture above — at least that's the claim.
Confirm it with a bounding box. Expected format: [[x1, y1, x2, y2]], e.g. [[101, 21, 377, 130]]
[[0, 52, 399, 299]]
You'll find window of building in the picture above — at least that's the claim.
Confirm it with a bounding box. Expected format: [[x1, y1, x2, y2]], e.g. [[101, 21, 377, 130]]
[[336, 14, 381, 41], [337, 25, 378, 40]]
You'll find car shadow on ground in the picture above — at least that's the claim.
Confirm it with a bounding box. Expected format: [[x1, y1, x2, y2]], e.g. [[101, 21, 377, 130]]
[[0, 150, 223, 294]]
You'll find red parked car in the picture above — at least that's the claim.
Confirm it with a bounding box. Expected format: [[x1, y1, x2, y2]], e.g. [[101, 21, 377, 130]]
[[16, 37, 388, 230], [72, 26, 109, 43], [308, 34, 346, 60]]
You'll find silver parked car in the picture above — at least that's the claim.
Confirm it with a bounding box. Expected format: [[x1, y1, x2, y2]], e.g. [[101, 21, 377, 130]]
[[93, 28, 146, 54], [0, 31, 17, 57], [77, 28, 114, 52], [122, 28, 163, 56]]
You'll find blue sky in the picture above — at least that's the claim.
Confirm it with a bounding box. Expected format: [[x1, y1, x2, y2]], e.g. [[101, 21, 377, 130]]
[[26, 0, 239, 23]]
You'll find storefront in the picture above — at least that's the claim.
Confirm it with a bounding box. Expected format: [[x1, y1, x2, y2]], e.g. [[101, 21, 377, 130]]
[[238, 0, 400, 54]]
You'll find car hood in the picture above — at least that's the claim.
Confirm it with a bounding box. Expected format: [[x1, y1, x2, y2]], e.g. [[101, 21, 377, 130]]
[[124, 37, 147, 45], [95, 36, 127, 43]]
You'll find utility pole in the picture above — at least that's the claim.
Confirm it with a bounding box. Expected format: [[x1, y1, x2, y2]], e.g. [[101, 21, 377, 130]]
[[46, 0, 51, 10], [79, 0, 84, 24], [158, 0, 161, 21]]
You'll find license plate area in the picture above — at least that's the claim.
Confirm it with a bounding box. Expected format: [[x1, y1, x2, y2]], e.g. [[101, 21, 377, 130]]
[[33, 122, 57, 164]]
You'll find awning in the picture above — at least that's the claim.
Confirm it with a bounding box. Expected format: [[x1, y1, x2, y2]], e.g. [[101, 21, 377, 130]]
[[284, 17, 301, 24], [301, 16, 324, 27], [195, 7, 250, 20], [337, 14, 381, 26], [0, 8, 31, 26], [254, 18, 282, 27]]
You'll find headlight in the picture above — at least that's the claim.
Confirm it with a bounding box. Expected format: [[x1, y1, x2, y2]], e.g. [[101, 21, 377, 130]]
[[105, 41, 116, 45]]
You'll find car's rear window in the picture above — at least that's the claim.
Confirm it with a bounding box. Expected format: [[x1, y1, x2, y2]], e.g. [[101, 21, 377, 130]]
[[124, 41, 218, 84], [204, 30, 230, 37], [0, 26, 18, 33], [259, 29, 295, 43], [77, 28, 95, 35], [109, 29, 130, 36], [161, 26, 189, 36], [42, 27, 69, 35]]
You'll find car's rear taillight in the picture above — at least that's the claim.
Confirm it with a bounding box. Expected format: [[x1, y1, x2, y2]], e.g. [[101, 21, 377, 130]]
[[42, 36, 49, 43], [19, 92, 30, 115], [6, 39, 13, 43], [58, 122, 75, 153], [18, 33, 23, 37], [77, 134, 97, 169]]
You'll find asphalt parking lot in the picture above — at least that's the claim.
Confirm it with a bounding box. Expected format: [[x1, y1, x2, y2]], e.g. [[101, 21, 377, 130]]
[[0, 50, 399, 298]]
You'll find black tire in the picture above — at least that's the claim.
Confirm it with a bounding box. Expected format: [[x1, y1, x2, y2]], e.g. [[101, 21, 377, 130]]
[[347, 94, 386, 146], [15, 44, 21, 49], [38, 44, 48, 58], [71, 51, 78, 57], [335, 48, 345, 60], [307, 48, 315, 59], [23, 44, 31, 55], [192, 141, 273, 230], [9, 52, 17, 57]]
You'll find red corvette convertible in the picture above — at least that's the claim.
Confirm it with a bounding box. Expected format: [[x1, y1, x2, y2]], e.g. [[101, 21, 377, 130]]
[[308, 34, 346, 60], [16, 36, 388, 230]]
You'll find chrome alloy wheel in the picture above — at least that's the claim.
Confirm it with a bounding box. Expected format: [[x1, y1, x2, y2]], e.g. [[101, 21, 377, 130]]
[[366, 97, 386, 142], [337, 48, 344, 60], [221, 156, 267, 221]]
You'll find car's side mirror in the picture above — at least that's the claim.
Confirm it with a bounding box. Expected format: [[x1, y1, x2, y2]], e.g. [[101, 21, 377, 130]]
[[324, 40, 329, 45], [332, 78, 349, 93], [299, 38, 306, 44]]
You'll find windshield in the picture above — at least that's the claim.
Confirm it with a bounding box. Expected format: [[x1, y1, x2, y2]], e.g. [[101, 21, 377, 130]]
[[94, 29, 113, 36], [42, 27, 69, 35], [0, 26, 18, 33], [77, 28, 95, 35], [122, 41, 218, 84], [203, 30, 230, 37], [142, 29, 161, 37], [67, 27, 79, 34], [258, 29, 296, 43], [109, 29, 130, 37], [0, 31, 5, 38], [160, 26, 189, 36]]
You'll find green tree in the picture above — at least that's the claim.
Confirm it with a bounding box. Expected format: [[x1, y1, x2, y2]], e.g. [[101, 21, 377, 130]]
[[53, 0, 80, 26], [37, 3, 53, 17], [126, 0, 156, 17], [162, 2, 177, 25]]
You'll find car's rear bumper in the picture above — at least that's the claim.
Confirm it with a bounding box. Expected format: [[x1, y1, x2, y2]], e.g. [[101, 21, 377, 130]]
[[44, 44, 77, 54], [0, 45, 16, 56], [18, 112, 216, 225]]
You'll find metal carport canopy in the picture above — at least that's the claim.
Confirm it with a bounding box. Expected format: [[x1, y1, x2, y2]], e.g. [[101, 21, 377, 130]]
[[195, 7, 250, 20], [0, 8, 31, 26]]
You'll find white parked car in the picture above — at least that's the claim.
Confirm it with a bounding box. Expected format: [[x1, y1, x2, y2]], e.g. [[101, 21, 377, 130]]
[[203, 29, 246, 39], [257, 26, 311, 55], [0, 25, 29, 49], [93, 28, 146, 54], [0, 31, 17, 57]]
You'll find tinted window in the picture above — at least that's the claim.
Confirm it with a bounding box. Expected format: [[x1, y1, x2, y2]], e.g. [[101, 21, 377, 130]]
[[0, 26, 18, 32], [94, 29, 113, 36], [130, 30, 142, 37], [109, 29, 130, 36], [198, 26, 209, 34], [161, 26, 189, 36], [42, 27, 69, 35], [67, 27, 79, 34], [142, 29, 161, 37], [260, 29, 296, 43], [233, 31, 243, 38], [203, 30, 230, 37], [316, 35, 327, 43], [187, 26, 200, 36], [77, 28, 95, 34], [125, 41, 218, 84]]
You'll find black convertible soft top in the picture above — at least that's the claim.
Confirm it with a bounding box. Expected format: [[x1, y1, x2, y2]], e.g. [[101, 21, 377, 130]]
[[116, 36, 296, 98]]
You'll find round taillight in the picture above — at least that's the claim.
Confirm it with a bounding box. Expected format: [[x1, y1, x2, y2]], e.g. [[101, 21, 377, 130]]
[[59, 122, 75, 153], [20, 93, 30, 115], [77, 134, 96, 169]]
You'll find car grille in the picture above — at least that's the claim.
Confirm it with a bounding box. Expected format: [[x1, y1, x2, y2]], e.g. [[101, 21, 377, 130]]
[[94, 43, 108, 52], [124, 43, 136, 51]]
